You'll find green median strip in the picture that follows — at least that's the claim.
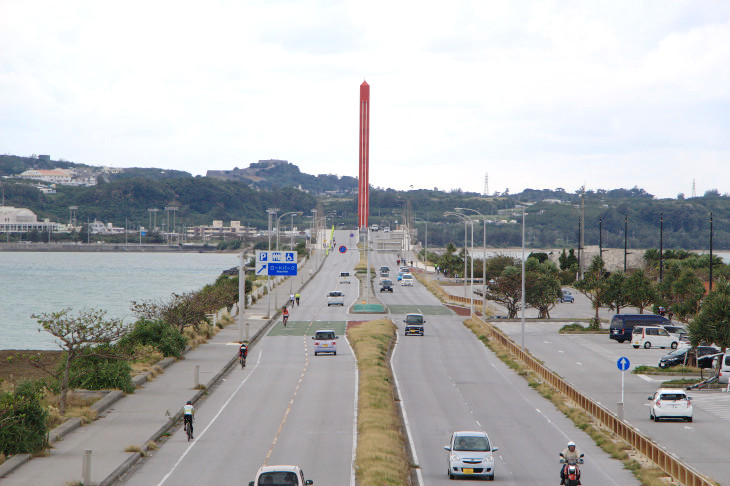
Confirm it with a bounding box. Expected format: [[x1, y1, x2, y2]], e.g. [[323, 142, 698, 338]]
[[347, 319, 410, 486]]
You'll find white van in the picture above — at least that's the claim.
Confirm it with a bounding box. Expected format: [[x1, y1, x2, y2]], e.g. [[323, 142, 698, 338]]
[[401, 273, 414, 286], [312, 329, 338, 356], [339, 272, 351, 284], [327, 290, 344, 306], [632, 325, 679, 349], [718, 352, 730, 384]]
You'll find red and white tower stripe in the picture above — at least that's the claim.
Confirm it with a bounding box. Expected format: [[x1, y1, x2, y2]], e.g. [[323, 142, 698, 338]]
[[358, 81, 370, 229]]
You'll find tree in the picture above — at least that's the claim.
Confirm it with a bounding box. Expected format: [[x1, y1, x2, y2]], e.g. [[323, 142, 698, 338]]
[[669, 268, 706, 322], [624, 269, 655, 313], [484, 266, 523, 318], [688, 278, 730, 352], [604, 271, 630, 314], [574, 256, 610, 328], [32, 308, 130, 414], [525, 259, 562, 318]]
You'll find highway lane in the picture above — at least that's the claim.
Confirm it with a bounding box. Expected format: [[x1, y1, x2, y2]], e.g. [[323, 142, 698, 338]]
[[494, 321, 730, 482], [121, 232, 359, 485], [368, 246, 638, 485]]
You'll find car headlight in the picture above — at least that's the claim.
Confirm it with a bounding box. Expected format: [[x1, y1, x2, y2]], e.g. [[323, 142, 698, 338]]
[[450, 453, 460, 462]]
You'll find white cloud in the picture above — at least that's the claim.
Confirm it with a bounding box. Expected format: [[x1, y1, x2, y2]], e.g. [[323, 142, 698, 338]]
[[1, 0, 729, 199]]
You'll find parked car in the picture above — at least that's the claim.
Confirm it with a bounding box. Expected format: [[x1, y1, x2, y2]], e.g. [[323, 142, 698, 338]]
[[609, 314, 670, 343], [663, 324, 687, 339], [658, 345, 720, 369], [249, 465, 313, 486], [717, 352, 730, 384], [401, 274, 414, 286], [312, 329, 337, 356], [404, 313, 425, 336], [326, 290, 344, 306], [444, 431, 498, 480], [631, 325, 679, 349], [559, 290, 574, 303], [648, 388, 693, 422], [380, 279, 394, 292]]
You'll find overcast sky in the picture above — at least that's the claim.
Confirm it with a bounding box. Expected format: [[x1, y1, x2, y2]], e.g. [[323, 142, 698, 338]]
[[1, 1, 729, 199]]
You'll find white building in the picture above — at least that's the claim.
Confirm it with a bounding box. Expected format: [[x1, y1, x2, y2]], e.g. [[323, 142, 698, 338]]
[[0, 206, 65, 233], [18, 169, 73, 184]]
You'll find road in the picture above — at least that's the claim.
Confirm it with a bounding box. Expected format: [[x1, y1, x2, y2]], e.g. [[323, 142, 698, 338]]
[[493, 318, 730, 483], [120, 230, 360, 486], [369, 239, 638, 486]]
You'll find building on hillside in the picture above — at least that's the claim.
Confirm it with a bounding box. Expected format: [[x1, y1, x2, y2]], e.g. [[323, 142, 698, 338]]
[[0, 206, 65, 233], [18, 169, 73, 184], [186, 220, 254, 239], [89, 220, 125, 234]]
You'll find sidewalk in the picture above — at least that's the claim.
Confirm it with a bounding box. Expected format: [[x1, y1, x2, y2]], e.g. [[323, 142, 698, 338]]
[[0, 251, 324, 486]]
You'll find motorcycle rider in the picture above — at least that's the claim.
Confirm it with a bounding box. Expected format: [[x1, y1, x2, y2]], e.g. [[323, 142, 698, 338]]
[[560, 441, 582, 485]]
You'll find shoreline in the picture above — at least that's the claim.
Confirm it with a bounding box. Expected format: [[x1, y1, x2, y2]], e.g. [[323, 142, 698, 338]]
[[0, 242, 229, 252]]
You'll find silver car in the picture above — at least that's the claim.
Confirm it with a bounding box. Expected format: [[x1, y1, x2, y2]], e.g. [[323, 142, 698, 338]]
[[444, 431, 498, 480]]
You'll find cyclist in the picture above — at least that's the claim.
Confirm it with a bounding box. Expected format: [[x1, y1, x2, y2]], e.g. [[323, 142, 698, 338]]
[[183, 400, 194, 439], [289, 293, 296, 307], [239, 342, 248, 367], [295, 292, 301, 306], [282, 307, 289, 327]]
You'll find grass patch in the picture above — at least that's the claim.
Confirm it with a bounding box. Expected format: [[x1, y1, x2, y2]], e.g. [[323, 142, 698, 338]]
[[632, 365, 701, 375], [124, 445, 141, 453], [348, 319, 410, 486], [463, 317, 684, 486], [661, 379, 703, 387], [559, 323, 586, 333]]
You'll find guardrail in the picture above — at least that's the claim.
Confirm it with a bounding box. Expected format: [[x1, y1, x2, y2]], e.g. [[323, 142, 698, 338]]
[[474, 314, 715, 486]]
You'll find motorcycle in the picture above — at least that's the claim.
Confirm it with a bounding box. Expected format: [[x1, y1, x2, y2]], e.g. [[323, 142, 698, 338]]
[[560, 452, 584, 486]]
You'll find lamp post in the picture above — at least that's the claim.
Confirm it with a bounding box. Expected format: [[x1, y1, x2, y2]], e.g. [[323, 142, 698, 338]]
[[265, 208, 278, 319], [276, 211, 303, 251], [445, 211, 474, 317], [456, 207, 487, 317], [414, 217, 428, 272], [517, 206, 526, 350]]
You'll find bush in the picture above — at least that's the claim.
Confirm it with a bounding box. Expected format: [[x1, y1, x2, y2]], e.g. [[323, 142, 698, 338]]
[[0, 380, 49, 455], [558, 270, 576, 285], [61, 348, 134, 393], [121, 319, 187, 358]]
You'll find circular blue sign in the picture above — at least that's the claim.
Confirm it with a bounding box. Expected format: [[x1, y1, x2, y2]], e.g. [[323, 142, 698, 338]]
[[617, 357, 630, 371], [338, 245, 347, 254], [350, 233, 355, 238]]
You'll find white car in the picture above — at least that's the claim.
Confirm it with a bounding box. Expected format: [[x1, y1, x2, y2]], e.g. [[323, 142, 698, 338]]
[[249, 465, 313, 486], [401, 273, 414, 286], [327, 290, 344, 306], [444, 431, 498, 480], [648, 388, 693, 422], [312, 329, 337, 356]]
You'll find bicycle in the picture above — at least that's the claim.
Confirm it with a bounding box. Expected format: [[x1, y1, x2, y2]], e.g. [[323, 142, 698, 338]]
[[283, 315, 289, 327], [240, 354, 247, 368], [184, 417, 193, 441]]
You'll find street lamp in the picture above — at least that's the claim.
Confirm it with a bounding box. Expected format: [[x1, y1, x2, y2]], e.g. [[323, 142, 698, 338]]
[[414, 217, 428, 272], [515, 205, 527, 350], [456, 208, 488, 317], [265, 208, 279, 319], [445, 211, 474, 317], [277, 211, 303, 251]]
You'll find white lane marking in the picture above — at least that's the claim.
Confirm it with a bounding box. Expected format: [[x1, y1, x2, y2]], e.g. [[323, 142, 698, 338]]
[[156, 346, 264, 486], [576, 362, 583, 366], [391, 332, 424, 486], [544, 340, 552, 344], [558, 350, 564, 353], [638, 374, 657, 382], [344, 332, 358, 486]]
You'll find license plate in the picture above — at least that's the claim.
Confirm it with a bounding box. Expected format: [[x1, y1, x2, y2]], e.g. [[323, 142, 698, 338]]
[[322, 344, 329, 347], [463, 468, 473, 474]]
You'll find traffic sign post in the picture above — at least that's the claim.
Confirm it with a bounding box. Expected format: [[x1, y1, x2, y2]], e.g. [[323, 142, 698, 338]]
[[617, 357, 630, 421], [256, 251, 298, 276]]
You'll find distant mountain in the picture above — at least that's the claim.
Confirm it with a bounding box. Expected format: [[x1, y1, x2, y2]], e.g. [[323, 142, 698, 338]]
[[206, 159, 358, 194]]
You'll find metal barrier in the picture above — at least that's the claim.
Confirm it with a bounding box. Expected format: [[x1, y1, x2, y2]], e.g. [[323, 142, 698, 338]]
[[474, 314, 715, 486]]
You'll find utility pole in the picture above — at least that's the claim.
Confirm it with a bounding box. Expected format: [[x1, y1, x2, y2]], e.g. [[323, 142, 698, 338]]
[[710, 212, 714, 291], [579, 188, 585, 279], [624, 215, 630, 273], [659, 213, 664, 283]]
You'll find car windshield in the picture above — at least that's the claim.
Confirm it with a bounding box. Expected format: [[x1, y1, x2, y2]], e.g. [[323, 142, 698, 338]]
[[660, 393, 686, 401], [382, 280, 392, 285], [453, 436, 490, 452], [316, 332, 335, 340], [329, 292, 342, 297], [258, 471, 298, 486], [406, 315, 424, 324]]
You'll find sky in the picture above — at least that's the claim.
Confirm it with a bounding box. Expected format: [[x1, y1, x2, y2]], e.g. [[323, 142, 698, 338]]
[[1, 0, 729, 199]]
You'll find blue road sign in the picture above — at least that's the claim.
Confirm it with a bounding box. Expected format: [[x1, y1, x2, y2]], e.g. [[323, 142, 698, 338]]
[[350, 233, 355, 238], [339, 245, 347, 253], [617, 357, 630, 371], [268, 263, 298, 276]]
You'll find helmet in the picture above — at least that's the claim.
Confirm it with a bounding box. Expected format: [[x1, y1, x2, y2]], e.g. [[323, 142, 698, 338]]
[[567, 441, 576, 447], [187, 401, 192, 405]]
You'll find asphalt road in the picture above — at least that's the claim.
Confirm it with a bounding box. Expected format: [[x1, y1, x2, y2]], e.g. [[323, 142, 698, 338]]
[[493, 310, 730, 482], [120, 231, 360, 486], [369, 243, 638, 486]]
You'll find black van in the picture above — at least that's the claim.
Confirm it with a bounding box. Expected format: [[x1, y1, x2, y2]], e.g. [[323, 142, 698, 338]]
[[609, 314, 670, 343]]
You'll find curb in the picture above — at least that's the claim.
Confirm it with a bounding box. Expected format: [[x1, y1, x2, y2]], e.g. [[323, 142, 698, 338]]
[[0, 454, 30, 478]]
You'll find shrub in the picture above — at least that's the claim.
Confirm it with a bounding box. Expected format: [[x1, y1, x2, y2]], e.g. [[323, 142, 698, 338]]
[[61, 349, 134, 393], [0, 380, 49, 455], [121, 319, 187, 357]]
